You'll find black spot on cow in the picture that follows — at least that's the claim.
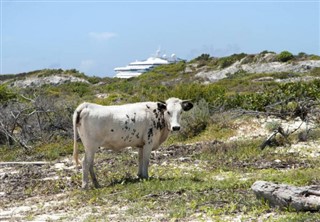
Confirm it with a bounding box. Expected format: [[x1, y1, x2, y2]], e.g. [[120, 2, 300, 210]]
[[153, 109, 159, 118], [131, 113, 136, 123], [111, 129, 114, 132], [146, 105, 150, 109], [136, 133, 140, 139], [147, 128, 153, 141], [124, 135, 130, 141], [126, 114, 129, 119]]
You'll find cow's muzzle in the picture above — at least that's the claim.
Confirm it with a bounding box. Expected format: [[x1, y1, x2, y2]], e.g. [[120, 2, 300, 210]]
[[172, 126, 181, 131]]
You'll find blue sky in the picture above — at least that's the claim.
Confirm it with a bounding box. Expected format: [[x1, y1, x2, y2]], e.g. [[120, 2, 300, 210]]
[[1, 0, 319, 77]]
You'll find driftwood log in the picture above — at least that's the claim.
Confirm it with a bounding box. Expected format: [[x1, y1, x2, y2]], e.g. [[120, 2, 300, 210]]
[[0, 161, 49, 166], [252, 181, 320, 211]]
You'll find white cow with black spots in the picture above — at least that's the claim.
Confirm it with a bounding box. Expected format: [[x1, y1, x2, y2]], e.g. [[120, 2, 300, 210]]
[[73, 97, 193, 189]]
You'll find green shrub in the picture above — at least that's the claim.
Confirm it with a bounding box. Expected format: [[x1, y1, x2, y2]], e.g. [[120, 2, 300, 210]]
[[276, 51, 294, 62], [62, 82, 91, 97], [195, 53, 211, 61], [0, 84, 16, 103], [178, 99, 211, 139], [310, 67, 320, 77], [297, 52, 307, 58], [260, 50, 275, 55], [170, 83, 225, 106], [310, 55, 320, 60], [218, 53, 247, 69], [87, 76, 102, 84]]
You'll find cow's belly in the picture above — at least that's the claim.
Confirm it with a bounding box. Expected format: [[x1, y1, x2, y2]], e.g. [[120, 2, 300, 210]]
[[101, 135, 144, 151], [96, 126, 145, 151]]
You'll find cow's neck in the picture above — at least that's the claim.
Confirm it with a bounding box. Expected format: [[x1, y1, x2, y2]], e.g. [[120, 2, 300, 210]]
[[159, 127, 170, 145]]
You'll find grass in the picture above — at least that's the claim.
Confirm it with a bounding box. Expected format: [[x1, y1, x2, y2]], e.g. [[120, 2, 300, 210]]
[[2, 126, 320, 221], [0, 139, 78, 162], [47, 133, 318, 221]]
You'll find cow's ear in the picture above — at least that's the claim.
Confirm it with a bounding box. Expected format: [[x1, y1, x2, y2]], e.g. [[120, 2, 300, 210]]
[[157, 102, 167, 112], [182, 100, 193, 111]]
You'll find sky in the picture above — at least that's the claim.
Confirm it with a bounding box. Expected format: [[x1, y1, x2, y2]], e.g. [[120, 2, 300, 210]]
[[1, 0, 320, 77]]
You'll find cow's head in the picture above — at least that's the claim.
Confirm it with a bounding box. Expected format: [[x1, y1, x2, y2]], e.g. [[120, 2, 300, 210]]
[[158, 98, 193, 131]]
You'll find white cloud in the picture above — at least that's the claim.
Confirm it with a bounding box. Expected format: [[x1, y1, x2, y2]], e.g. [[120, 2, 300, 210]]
[[89, 32, 117, 41]]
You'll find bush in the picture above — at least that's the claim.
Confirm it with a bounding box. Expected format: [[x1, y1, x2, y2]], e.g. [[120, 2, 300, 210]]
[[277, 51, 294, 62], [178, 99, 211, 139], [0, 95, 78, 148], [195, 53, 211, 61], [260, 50, 275, 55], [62, 82, 91, 97], [218, 53, 247, 69], [170, 83, 225, 106], [310, 55, 320, 60], [0, 85, 16, 103]]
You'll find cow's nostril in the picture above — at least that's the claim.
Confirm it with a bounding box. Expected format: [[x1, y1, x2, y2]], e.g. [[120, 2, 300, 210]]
[[172, 126, 180, 131]]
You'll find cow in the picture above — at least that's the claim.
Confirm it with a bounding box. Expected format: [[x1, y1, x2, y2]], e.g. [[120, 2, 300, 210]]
[[73, 97, 193, 189]]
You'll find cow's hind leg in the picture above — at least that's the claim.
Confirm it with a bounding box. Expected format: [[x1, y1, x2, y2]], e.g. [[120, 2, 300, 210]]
[[89, 160, 100, 188], [82, 147, 99, 189]]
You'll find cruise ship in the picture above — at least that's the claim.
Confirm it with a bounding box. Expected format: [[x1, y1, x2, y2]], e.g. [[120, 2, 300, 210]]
[[114, 50, 181, 78]]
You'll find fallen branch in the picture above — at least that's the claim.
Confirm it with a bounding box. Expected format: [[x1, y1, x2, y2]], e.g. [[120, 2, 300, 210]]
[[0, 161, 49, 166], [252, 180, 320, 211], [260, 130, 278, 150]]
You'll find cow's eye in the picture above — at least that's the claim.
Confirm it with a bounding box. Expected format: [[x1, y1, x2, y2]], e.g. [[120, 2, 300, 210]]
[[167, 111, 171, 116]]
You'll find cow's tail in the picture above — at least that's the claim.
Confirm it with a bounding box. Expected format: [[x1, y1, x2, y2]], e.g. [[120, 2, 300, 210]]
[[73, 103, 85, 167]]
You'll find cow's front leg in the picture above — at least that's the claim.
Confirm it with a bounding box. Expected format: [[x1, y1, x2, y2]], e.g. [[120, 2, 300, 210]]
[[138, 145, 152, 179]]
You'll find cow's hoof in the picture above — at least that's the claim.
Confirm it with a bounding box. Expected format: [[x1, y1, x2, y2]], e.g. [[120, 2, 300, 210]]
[[93, 183, 101, 189], [81, 184, 89, 190], [137, 174, 149, 180]]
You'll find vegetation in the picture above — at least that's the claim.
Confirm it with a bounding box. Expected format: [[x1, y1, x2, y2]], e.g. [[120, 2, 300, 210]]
[[0, 84, 16, 102], [1, 51, 320, 221], [276, 51, 294, 62]]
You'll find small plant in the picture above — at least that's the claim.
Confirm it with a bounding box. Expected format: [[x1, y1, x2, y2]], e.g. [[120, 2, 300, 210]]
[[265, 120, 282, 133]]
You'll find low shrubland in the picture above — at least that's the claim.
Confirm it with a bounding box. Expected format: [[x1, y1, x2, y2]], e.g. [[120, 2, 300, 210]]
[[1, 52, 320, 221], [1, 63, 320, 151]]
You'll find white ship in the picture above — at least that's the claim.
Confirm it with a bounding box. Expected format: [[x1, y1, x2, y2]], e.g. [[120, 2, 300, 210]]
[[114, 50, 181, 78]]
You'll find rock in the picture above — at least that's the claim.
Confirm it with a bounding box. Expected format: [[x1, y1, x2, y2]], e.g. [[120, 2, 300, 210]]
[[196, 59, 320, 83], [8, 75, 90, 88], [252, 180, 320, 211], [252, 77, 274, 82]]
